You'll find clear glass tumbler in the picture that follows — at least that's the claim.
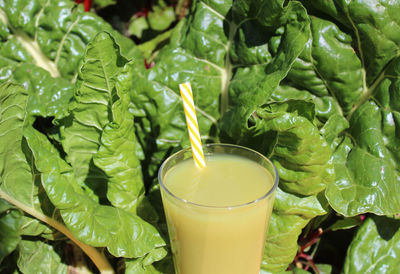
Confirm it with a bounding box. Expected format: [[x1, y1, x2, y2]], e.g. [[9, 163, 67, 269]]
[[158, 143, 279, 274]]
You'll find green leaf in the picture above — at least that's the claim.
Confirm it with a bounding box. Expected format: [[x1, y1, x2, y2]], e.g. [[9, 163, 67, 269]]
[[122, 0, 310, 180], [262, 189, 327, 273], [344, 216, 400, 273], [147, 6, 175, 31], [17, 239, 68, 274], [129, 16, 149, 39], [255, 101, 334, 196], [0, 81, 164, 262], [222, 0, 311, 139], [0, 82, 54, 237], [228, 98, 332, 272], [0, 0, 142, 126], [284, 16, 363, 114], [25, 121, 166, 258], [301, 0, 400, 85], [316, 264, 332, 274], [276, 1, 400, 217], [327, 216, 363, 232], [125, 248, 169, 274], [0, 0, 138, 79], [60, 31, 129, 198], [320, 114, 349, 146], [93, 0, 116, 9], [0, 200, 22, 264], [326, 99, 400, 216], [271, 85, 342, 121], [0, 82, 30, 200], [0, 64, 74, 119], [93, 60, 149, 216]]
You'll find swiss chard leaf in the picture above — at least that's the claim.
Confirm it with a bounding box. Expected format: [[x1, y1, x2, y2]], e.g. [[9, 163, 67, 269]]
[[0, 82, 56, 239], [262, 189, 327, 272], [301, 0, 400, 86], [93, 59, 152, 217], [0, 82, 32, 204], [283, 15, 364, 114], [276, 0, 400, 217], [0, 63, 74, 119], [59, 31, 128, 198], [254, 100, 334, 196], [0, 75, 165, 267], [0, 82, 77, 271], [0, 200, 22, 264], [18, 32, 166, 260], [60, 31, 153, 221], [2, 0, 400, 272], [0, 0, 141, 123], [125, 248, 170, 274], [17, 239, 68, 274], [325, 58, 400, 216], [24, 120, 166, 259], [344, 216, 400, 273], [0, 0, 137, 79]]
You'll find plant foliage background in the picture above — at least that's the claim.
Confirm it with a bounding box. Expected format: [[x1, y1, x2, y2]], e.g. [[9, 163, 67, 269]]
[[0, 0, 399, 273]]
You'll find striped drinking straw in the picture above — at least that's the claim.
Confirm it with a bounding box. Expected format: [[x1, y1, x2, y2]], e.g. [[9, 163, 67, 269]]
[[179, 82, 206, 168]]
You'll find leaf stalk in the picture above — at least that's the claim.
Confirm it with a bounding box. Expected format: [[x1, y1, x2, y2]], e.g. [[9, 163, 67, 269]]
[[0, 190, 115, 274]]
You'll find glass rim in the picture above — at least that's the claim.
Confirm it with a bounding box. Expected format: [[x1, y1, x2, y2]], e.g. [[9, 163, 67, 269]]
[[158, 143, 279, 209]]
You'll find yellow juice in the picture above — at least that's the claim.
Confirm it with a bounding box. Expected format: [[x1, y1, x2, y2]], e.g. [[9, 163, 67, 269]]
[[161, 153, 276, 274]]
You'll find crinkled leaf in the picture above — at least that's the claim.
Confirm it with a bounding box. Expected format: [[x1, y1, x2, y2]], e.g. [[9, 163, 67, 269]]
[[60, 31, 129, 199], [271, 85, 342, 122], [0, 63, 74, 119], [222, 0, 311, 140], [0, 0, 138, 79], [1, 81, 165, 260], [301, 0, 400, 85], [277, 1, 400, 216], [320, 114, 349, 146], [0, 82, 31, 201], [24, 123, 166, 258], [262, 189, 327, 273], [0, 0, 140, 122], [93, 61, 149, 216], [329, 55, 400, 216], [283, 16, 363, 114], [326, 95, 400, 216], [344, 216, 400, 273], [17, 239, 68, 274], [254, 101, 334, 196], [0, 82, 55, 237]]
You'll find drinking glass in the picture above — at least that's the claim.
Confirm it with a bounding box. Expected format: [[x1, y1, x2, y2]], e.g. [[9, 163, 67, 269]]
[[158, 143, 279, 274]]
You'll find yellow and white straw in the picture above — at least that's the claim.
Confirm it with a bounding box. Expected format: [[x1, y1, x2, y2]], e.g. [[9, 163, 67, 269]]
[[179, 82, 206, 168]]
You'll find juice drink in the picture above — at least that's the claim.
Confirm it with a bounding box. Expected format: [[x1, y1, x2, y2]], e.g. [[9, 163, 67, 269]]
[[159, 144, 278, 274]]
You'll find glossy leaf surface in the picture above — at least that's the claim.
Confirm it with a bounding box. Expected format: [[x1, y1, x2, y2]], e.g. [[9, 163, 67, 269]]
[[344, 216, 400, 273]]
